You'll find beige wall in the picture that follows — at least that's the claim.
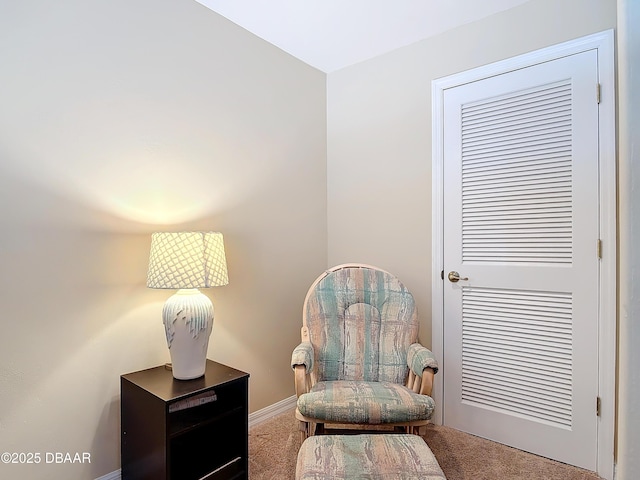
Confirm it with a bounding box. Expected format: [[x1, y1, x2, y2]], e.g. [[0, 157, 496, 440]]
[[616, 0, 640, 477], [327, 0, 616, 359], [0, 0, 326, 478]]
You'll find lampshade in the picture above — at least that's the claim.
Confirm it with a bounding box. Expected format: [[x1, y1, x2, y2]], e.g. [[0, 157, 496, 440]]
[[147, 232, 229, 289], [146, 231, 228, 380]]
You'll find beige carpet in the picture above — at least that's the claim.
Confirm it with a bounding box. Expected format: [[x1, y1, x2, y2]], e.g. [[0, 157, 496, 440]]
[[248, 409, 602, 480]]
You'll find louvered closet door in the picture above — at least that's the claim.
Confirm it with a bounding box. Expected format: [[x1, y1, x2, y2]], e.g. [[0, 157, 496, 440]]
[[442, 50, 599, 470]]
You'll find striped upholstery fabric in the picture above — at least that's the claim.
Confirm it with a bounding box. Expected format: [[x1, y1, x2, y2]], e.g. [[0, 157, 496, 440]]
[[407, 343, 439, 376], [296, 434, 446, 480], [297, 380, 435, 424], [305, 266, 418, 383]]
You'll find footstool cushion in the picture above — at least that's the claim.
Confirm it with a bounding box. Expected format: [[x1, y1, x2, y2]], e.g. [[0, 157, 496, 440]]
[[295, 434, 446, 479]]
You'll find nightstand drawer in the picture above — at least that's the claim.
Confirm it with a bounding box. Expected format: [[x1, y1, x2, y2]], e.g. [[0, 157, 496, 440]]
[[169, 408, 245, 479], [201, 457, 245, 480], [168, 379, 246, 437]]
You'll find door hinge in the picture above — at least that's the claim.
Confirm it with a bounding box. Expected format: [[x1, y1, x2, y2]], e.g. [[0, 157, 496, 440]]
[[596, 83, 601, 104], [596, 396, 601, 416], [597, 239, 602, 259]]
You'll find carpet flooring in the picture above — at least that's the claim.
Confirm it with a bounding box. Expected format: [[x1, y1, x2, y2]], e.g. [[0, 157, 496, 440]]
[[248, 409, 602, 480]]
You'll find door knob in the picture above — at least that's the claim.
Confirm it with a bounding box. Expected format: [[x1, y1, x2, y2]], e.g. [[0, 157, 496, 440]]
[[448, 271, 469, 283]]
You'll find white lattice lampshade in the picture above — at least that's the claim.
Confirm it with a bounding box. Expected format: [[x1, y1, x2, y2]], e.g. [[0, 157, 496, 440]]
[[147, 232, 229, 289]]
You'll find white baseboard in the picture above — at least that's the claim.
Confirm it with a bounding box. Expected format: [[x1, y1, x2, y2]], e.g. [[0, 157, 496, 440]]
[[95, 395, 297, 480], [249, 394, 297, 428], [95, 470, 121, 480]]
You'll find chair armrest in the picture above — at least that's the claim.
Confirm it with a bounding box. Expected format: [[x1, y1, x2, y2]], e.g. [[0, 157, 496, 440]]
[[291, 341, 314, 373], [292, 342, 314, 397], [407, 343, 439, 377], [406, 344, 438, 397]]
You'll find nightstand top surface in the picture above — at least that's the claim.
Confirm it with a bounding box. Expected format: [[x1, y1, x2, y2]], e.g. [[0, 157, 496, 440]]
[[121, 359, 249, 402]]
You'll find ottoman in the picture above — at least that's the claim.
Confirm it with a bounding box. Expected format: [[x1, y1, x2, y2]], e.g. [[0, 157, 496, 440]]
[[295, 434, 446, 479]]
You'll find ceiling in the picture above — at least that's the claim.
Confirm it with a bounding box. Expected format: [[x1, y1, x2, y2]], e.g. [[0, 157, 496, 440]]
[[195, 0, 531, 73]]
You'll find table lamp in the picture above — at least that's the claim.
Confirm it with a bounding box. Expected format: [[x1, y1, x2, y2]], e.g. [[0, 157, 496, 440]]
[[146, 231, 229, 380]]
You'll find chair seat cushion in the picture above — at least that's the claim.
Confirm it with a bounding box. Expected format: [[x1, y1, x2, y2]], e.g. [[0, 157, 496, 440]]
[[296, 434, 446, 480], [297, 380, 435, 424]]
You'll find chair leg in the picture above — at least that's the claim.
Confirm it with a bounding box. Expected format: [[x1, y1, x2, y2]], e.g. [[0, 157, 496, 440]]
[[299, 420, 310, 442], [415, 425, 427, 436]]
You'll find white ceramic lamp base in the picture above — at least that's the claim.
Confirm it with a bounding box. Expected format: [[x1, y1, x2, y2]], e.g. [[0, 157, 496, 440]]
[[162, 289, 214, 380]]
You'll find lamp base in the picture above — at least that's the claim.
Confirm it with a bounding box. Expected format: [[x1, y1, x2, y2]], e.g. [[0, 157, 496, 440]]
[[162, 289, 214, 380]]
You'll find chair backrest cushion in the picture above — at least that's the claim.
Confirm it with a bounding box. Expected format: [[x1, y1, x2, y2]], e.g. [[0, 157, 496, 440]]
[[304, 265, 419, 383]]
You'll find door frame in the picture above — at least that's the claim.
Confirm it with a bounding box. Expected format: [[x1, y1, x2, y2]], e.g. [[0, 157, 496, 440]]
[[431, 30, 616, 480]]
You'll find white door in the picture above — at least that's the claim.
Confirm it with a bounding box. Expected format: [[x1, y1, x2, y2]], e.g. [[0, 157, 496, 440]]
[[442, 50, 600, 470]]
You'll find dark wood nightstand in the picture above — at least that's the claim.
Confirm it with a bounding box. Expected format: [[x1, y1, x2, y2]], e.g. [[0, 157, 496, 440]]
[[121, 360, 249, 480]]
